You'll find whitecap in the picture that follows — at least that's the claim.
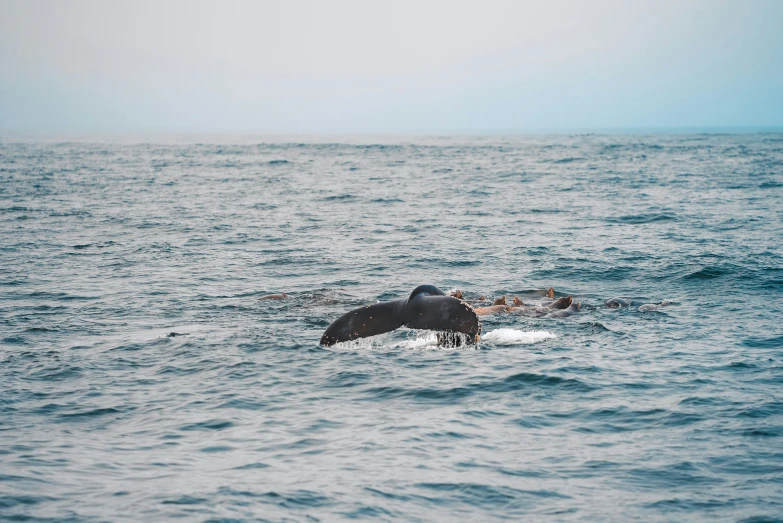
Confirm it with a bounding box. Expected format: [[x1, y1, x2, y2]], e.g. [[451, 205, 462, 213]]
[[481, 329, 556, 346]]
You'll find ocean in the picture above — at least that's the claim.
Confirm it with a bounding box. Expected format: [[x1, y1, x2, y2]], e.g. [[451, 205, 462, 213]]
[[1, 133, 782, 521]]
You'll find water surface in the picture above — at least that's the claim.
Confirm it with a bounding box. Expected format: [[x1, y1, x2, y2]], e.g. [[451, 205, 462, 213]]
[[1, 133, 782, 521]]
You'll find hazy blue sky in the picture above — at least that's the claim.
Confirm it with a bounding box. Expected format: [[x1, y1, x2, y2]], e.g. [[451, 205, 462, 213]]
[[1, 0, 781, 132]]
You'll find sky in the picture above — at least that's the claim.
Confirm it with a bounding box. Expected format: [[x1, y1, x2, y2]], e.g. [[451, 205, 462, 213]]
[[1, 0, 782, 133]]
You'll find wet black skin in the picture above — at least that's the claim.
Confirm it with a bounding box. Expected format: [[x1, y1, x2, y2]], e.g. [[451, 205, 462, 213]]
[[320, 285, 481, 347]]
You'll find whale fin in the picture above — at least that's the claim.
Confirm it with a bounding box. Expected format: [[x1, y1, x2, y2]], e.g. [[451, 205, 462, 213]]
[[404, 295, 481, 344], [320, 299, 406, 346]]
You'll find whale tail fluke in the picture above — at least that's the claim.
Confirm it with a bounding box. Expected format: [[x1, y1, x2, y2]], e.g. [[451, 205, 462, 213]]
[[320, 299, 407, 346], [320, 286, 481, 347], [404, 294, 481, 344]]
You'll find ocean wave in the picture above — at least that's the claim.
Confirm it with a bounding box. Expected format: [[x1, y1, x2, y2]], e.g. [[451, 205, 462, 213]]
[[742, 335, 783, 349], [683, 264, 737, 280], [364, 371, 593, 403], [3, 134, 783, 521], [605, 212, 677, 224], [550, 156, 585, 163]]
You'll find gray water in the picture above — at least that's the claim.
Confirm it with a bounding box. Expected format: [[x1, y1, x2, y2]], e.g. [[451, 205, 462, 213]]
[[1, 133, 782, 522]]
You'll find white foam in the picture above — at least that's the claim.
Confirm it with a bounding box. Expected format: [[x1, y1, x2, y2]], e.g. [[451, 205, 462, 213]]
[[333, 328, 556, 351], [481, 329, 557, 346], [391, 329, 557, 349], [331, 335, 389, 351], [393, 332, 439, 350]]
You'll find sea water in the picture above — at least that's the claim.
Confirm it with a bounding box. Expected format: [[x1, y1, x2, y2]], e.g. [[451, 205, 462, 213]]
[[1, 133, 782, 521]]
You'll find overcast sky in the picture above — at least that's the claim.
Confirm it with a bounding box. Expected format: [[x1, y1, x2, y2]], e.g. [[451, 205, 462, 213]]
[[1, 0, 781, 133]]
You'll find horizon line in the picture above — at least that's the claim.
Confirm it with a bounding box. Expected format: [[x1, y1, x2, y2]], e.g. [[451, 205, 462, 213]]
[[2, 125, 783, 140]]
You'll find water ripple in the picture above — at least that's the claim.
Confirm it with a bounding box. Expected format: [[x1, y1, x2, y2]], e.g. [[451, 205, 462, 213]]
[[1, 133, 782, 521]]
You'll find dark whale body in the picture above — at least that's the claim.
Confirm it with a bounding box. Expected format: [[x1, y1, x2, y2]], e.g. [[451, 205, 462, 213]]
[[320, 285, 481, 347]]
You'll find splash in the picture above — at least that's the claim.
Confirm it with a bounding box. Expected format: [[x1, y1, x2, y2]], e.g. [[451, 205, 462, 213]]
[[393, 332, 439, 350], [481, 329, 556, 346], [390, 329, 556, 349]]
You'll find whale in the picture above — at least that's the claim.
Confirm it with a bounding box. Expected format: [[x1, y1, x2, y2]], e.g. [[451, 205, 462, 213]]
[[320, 285, 481, 347]]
